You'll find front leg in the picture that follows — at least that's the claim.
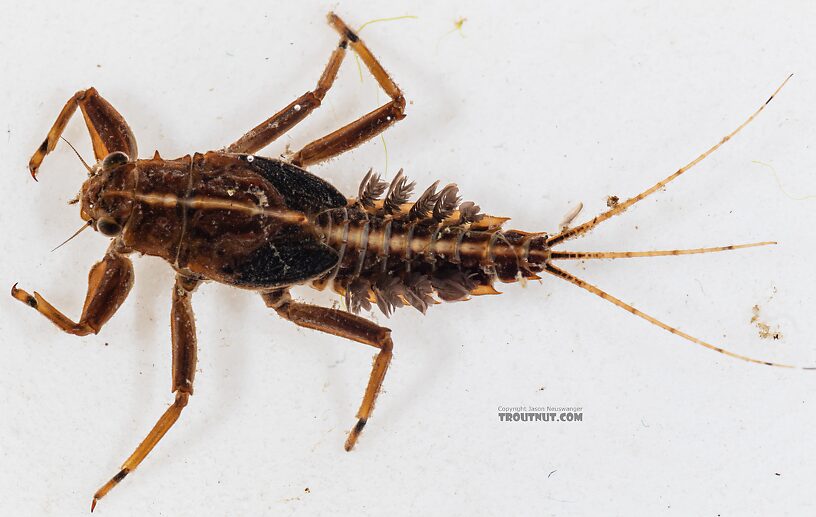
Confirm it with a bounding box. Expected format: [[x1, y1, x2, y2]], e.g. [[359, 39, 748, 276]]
[[29, 87, 138, 179], [262, 289, 393, 451], [11, 244, 134, 336]]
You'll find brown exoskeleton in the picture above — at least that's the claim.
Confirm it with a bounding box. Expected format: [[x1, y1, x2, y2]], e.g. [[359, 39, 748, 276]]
[[12, 11, 805, 511]]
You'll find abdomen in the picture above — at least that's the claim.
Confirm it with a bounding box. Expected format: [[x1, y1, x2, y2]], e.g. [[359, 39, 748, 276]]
[[313, 204, 548, 315]]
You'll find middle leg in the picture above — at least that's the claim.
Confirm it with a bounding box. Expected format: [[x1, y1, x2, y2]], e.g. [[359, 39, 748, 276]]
[[225, 24, 350, 155], [90, 274, 200, 511], [228, 13, 407, 166], [262, 289, 393, 451], [289, 13, 407, 167]]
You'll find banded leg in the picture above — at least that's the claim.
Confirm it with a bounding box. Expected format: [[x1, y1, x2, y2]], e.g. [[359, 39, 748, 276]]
[[289, 13, 407, 168], [11, 244, 134, 336], [29, 87, 138, 178], [225, 20, 350, 154], [91, 274, 200, 512], [227, 12, 406, 167], [262, 290, 393, 451]]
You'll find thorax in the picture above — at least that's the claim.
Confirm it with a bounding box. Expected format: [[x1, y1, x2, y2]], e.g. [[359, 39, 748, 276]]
[[119, 152, 286, 266]]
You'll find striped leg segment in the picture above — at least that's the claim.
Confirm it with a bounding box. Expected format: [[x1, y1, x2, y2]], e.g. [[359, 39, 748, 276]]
[[262, 289, 394, 450], [11, 245, 134, 336], [91, 275, 200, 512], [289, 13, 406, 167], [29, 87, 138, 179], [228, 12, 407, 167], [226, 21, 349, 154]]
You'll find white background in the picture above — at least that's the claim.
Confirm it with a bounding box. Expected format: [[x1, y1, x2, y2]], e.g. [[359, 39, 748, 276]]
[[2, 1, 816, 516]]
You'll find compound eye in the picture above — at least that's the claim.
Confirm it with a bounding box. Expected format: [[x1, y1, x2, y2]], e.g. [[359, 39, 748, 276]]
[[96, 217, 122, 236], [101, 151, 130, 170]]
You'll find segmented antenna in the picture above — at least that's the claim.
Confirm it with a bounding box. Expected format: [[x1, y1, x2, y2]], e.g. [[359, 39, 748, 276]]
[[357, 169, 388, 208], [383, 169, 415, 214], [408, 180, 440, 220], [60, 137, 93, 175], [432, 184, 461, 221], [51, 220, 93, 252]]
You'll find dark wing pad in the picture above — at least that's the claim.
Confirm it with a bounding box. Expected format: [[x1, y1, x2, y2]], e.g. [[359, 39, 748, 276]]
[[234, 228, 339, 288], [243, 156, 347, 213]]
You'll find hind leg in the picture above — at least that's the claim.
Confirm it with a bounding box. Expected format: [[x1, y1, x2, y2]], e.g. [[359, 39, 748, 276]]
[[262, 289, 393, 450]]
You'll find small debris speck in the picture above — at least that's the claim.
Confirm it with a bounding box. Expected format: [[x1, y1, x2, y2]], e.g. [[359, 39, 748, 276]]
[[606, 195, 619, 208], [751, 304, 782, 340]]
